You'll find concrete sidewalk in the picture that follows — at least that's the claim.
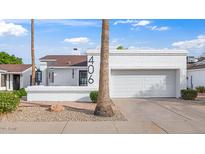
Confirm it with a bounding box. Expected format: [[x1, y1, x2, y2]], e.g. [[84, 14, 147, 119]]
[[1, 98, 205, 134], [0, 121, 167, 134]]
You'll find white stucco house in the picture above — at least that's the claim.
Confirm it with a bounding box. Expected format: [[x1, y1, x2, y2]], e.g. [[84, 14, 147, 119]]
[[0, 64, 32, 91], [187, 59, 205, 89], [39, 55, 88, 86], [26, 49, 187, 102]]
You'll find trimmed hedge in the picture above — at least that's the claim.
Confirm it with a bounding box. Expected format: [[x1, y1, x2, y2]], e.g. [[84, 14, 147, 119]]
[[181, 89, 197, 100], [90, 91, 98, 103], [0, 92, 20, 113], [195, 86, 205, 93], [13, 88, 27, 98]]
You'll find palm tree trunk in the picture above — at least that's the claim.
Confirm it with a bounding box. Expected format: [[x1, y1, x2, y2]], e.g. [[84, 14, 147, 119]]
[[31, 19, 36, 85], [94, 19, 114, 117]]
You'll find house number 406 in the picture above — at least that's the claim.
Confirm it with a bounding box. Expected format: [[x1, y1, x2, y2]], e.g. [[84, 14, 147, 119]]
[[88, 56, 94, 84]]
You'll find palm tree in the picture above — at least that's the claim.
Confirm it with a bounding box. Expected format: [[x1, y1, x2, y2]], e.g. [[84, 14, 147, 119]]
[[31, 19, 36, 85], [94, 19, 114, 117]]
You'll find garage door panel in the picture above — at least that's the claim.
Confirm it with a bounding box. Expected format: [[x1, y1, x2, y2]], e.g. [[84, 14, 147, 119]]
[[111, 70, 176, 98]]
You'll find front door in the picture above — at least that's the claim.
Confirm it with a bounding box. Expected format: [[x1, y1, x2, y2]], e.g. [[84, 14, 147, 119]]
[[79, 70, 87, 86], [13, 74, 20, 90]]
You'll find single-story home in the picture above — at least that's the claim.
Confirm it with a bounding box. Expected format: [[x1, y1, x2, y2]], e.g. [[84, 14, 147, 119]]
[[39, 55, 87, 86], [0, 64, 32, 91], [187, 60, 205, 89], [26, 49, 187, 102]]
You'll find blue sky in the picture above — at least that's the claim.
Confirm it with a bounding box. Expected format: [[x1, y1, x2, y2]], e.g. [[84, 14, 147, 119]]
[[0, 19, 205, 64]]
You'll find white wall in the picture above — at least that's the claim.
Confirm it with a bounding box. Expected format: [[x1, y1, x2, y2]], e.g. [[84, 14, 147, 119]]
[[48, 67, 87, 86], [21, 67, 32, 88], [188, 68, 205, 89], [0, 73, 6, 90], [87, 50, 187, 98], [26, 86, 97, 102]]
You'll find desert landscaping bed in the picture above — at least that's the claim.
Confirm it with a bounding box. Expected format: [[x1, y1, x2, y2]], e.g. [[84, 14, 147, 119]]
[[0, 102, 126, 122]]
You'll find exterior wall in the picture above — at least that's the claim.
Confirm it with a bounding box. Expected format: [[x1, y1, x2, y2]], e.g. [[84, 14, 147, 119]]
[[87, 50, 187, 98], [26, 86, 97, 102], [39, 61, 88, 86], [0, 73, 6, 90], [187, 68, 205, 88], [47, 67, 87, 86], [21, 67, 32, 88]]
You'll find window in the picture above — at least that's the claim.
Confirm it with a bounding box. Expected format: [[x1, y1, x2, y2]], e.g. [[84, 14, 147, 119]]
[[79, 70, 88, 86], [1, 74, 6, 87], [72, 69, 74, 79], [49, 71, 54, 83]]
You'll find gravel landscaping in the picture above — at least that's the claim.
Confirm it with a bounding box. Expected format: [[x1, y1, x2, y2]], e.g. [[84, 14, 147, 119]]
[[0, 104, 127, 122]]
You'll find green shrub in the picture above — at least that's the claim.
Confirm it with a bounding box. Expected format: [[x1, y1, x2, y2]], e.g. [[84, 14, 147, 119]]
[[195, 86, 205, 93], [90, 91, 98, 103], [0, 92, 20, 113], [181, 89, 197, 100], [13, 88, 27, 98]]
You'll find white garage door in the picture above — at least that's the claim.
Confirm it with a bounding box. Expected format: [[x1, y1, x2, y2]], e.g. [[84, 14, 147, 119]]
[[111, 69, 176, 98]]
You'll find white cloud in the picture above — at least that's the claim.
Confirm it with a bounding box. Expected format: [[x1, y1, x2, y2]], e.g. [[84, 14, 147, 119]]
[[132, 20, 151, 26], [113, 19, 137, 25], [64, 37, 90, 44], [172, 35, 205, 50], [114, 19, 169, 32], [0, 20, 27, 36], [114, 19, 151, 27], [148, 26, 169, 31]]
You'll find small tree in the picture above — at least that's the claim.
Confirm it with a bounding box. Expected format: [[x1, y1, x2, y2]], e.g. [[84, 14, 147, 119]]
[[0, 52, 23, 64], [116, 45, 124, 50]]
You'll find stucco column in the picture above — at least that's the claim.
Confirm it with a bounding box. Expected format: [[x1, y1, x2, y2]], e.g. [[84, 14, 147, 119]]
[[20, 74, 23, 88], [6, 74, 9, 90], [10, 74, 13, 90]]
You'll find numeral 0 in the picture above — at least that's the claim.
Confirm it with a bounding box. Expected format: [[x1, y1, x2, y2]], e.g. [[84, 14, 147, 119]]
[[88, 65, 94, 74]]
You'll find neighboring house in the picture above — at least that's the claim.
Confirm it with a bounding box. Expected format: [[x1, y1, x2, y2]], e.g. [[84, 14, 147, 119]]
[[187, 60, 205, 89], [27, 49, 187, 101], [39, 55, 87, 86], [0, 64, 32, 91], [187, 56, 198, 63]]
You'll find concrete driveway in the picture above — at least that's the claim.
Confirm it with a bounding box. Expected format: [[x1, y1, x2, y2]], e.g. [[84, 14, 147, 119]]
[[114, 98, 205, 133], [1, 98, 205, 133]]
